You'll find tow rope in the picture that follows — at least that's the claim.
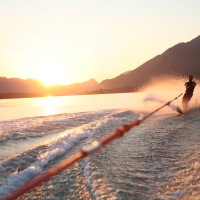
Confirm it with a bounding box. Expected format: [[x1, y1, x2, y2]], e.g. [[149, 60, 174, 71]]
[[3, 93, 182, 200]]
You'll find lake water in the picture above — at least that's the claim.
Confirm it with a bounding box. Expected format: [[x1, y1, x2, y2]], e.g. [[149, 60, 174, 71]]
[[0, 93, 146, 121], [0, 93, 200, 200]]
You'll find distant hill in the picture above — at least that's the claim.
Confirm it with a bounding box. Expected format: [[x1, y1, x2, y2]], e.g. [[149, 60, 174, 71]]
[[97, 35, 200, 91], [0, 77, 98, 98], [49, 79, 99, 96], [0, 77, 47, 95]]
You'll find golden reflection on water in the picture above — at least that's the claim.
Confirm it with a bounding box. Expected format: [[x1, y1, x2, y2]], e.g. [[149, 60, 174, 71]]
[[41, 96, 72, 116], [42, 96, 58, 116]]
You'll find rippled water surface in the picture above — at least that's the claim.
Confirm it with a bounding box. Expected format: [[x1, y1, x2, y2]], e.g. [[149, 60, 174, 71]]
[[0, 93, 200, 200]]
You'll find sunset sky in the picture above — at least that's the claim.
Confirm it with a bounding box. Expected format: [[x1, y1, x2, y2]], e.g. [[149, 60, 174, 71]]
[[0, 0, 200, 85]]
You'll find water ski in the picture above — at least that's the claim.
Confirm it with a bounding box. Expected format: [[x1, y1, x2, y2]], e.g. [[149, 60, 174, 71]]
[[176, 106, 184, 115]]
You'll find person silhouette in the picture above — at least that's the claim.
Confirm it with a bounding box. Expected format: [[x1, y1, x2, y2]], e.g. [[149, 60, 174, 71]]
[[182, 75, 196, 111]]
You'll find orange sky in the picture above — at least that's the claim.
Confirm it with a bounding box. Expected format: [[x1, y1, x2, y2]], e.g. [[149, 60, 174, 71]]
[[0, 0, 200, 85]]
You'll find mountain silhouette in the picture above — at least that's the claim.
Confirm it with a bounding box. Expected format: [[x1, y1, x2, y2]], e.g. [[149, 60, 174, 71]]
[[98, 35, 200, 91], [49, 79, 99, 96], [0, 77, 46, 93], [0, 77, 98, 98]]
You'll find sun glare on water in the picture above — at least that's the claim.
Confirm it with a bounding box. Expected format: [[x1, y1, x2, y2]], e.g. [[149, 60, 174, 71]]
[[42, 96, 58, 116], [41, 95, 74, 116]]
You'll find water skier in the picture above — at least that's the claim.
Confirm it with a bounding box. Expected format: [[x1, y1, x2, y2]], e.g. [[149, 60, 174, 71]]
[[182, 75, 196, 111]]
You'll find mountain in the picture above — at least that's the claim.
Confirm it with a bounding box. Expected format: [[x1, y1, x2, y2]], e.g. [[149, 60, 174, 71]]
[[0, 77, 98, 98], [0, 77, 46, 93], [98, 35, 200, 91], [49, 79, 99, 96]]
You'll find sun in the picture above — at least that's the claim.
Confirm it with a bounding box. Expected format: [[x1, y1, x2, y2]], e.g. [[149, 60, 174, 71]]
[[40, 73, 66, 85], [30, 58, 72, 85], [38, 69, 66, 85]]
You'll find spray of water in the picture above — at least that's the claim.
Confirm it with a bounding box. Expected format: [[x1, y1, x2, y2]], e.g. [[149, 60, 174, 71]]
[[144, 95, 182, 113], [141, 75, 200, 112], [138, 76, 185, 114]]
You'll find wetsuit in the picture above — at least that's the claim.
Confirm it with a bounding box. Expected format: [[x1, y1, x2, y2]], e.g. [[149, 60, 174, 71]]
[[182, 81, 196, 110]]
